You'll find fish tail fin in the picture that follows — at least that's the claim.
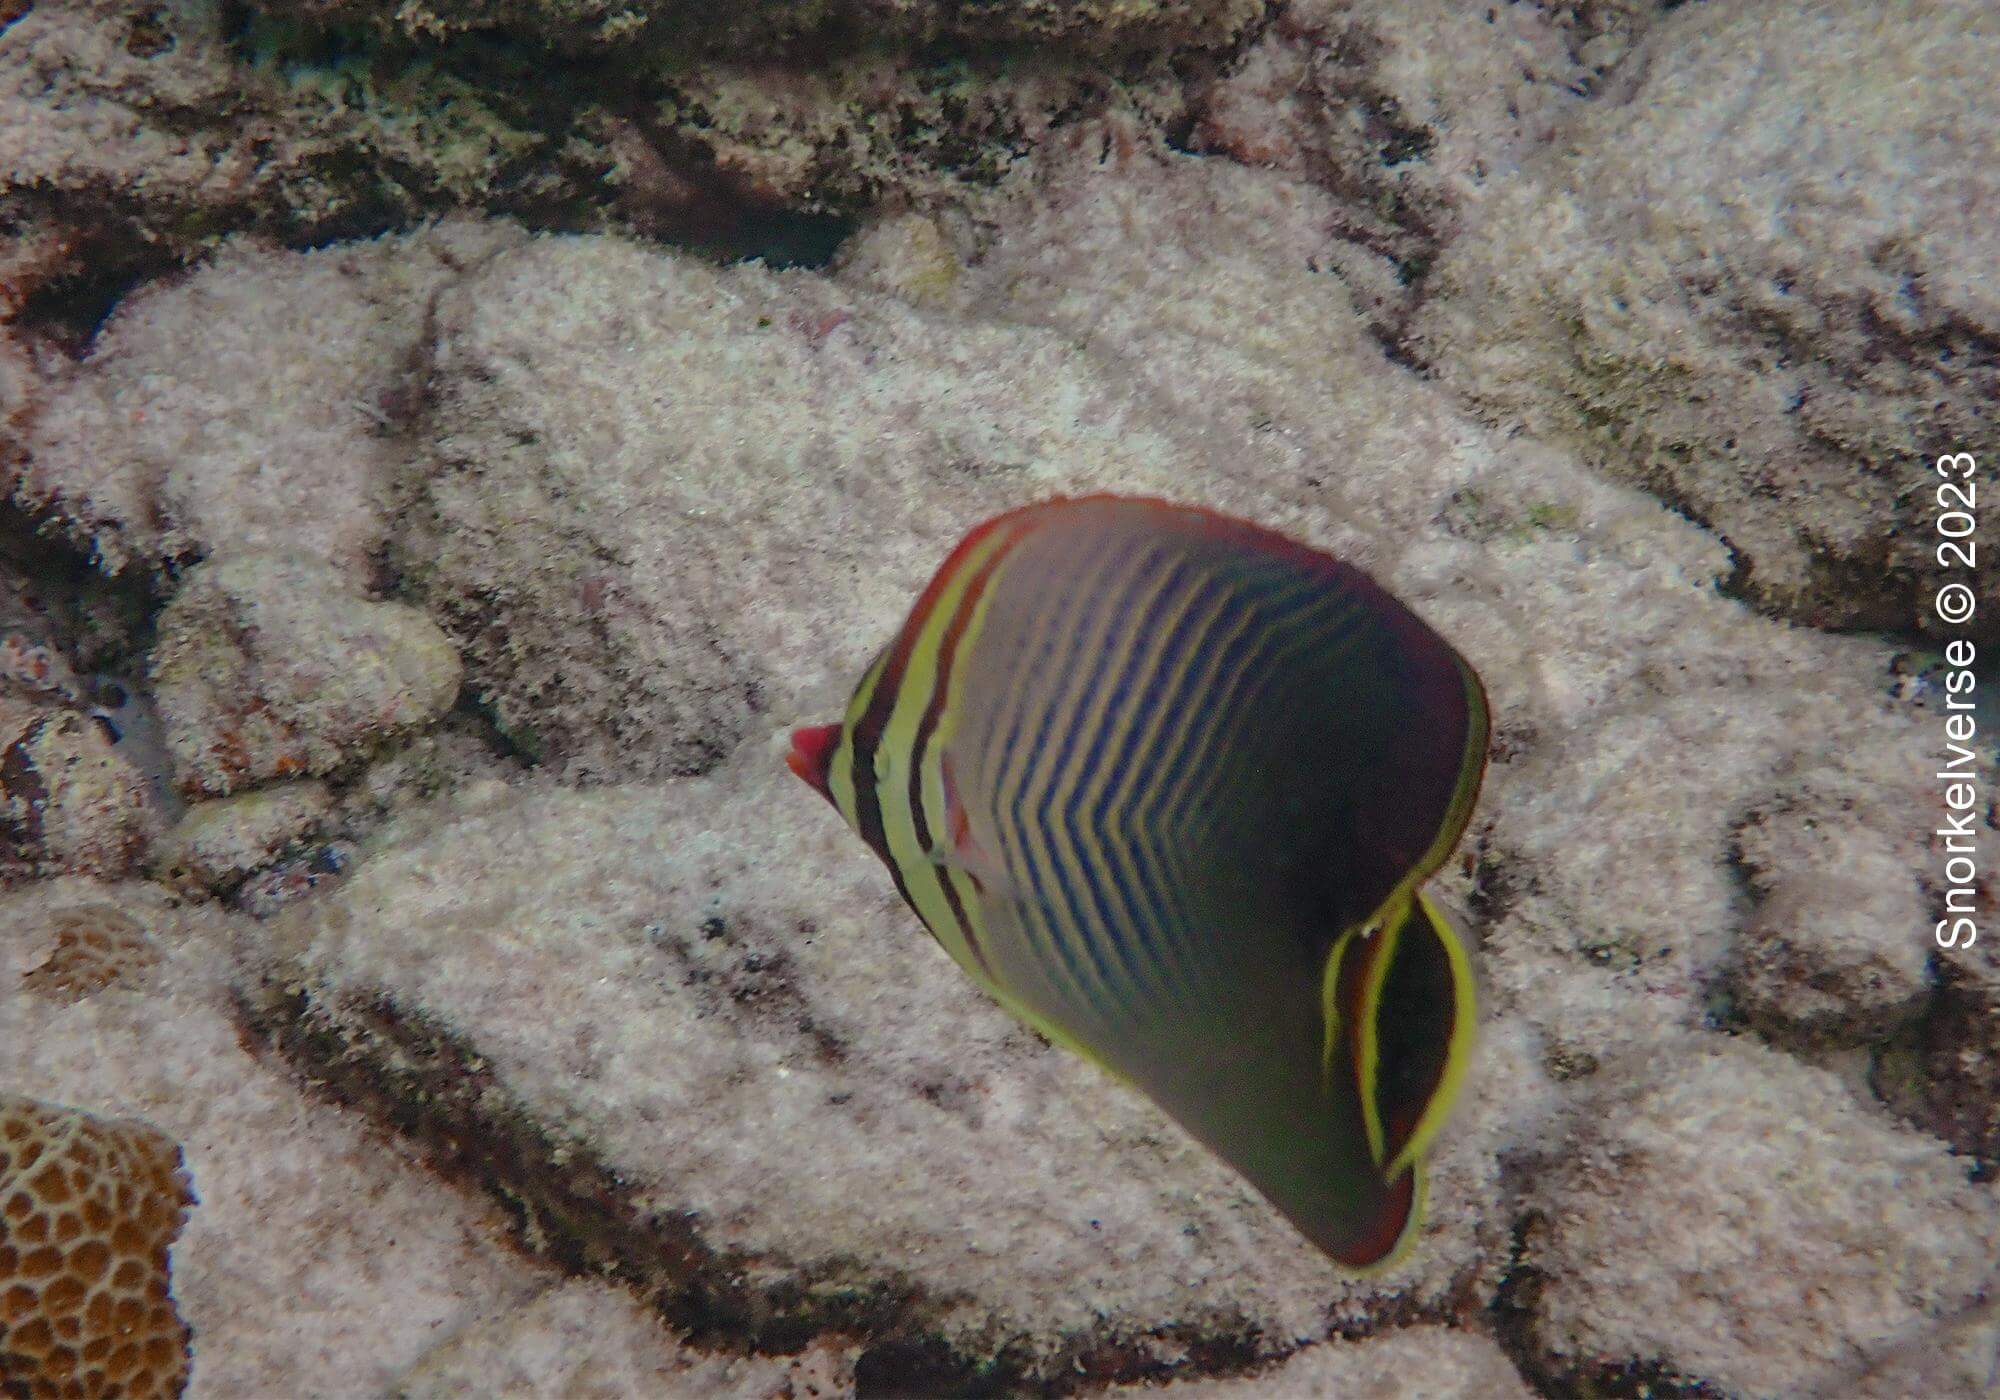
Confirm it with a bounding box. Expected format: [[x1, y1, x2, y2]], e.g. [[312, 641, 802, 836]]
[[1253, 886, 1474, 1271], [1328, 889, 1479, 1182]]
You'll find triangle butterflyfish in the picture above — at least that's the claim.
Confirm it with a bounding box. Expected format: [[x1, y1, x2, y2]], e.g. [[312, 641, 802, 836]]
[[788, 494, 1488, 1270]]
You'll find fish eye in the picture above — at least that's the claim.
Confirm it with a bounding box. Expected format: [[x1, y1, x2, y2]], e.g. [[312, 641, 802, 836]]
[[91, 713, 123, 744]]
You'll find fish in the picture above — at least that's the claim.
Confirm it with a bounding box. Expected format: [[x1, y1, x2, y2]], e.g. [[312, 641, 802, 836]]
[[788, 494, 1488, 1270]]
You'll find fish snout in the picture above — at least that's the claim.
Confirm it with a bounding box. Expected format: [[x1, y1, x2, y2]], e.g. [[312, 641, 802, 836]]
[[787, 723, 841, 799]]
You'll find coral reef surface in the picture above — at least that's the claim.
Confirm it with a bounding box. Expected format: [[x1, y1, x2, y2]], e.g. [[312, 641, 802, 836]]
[[1414, 0, 2000, 636], [2, 0, 1995, 1394], [0, 1092, 194, 1399]]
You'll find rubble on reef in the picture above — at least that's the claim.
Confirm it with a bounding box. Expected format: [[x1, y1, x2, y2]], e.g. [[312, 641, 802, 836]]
[[3, 0, 1996, 1393]]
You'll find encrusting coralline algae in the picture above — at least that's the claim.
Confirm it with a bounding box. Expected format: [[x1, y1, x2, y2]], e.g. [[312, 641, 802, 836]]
[[2, 0, 1997, 1394]]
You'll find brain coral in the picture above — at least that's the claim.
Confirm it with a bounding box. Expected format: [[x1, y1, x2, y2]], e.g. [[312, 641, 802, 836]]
[[20, 905, 160, 1005], [0, 1095, 194, 1399]]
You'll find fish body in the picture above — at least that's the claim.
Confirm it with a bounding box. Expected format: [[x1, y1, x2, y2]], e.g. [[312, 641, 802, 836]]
[[790, 495, 1486, 1269]]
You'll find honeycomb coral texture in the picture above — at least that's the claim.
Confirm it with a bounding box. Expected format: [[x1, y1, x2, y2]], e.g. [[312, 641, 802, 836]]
[[0, 1095, 193, 1400], [21, 907, 158, 1005]]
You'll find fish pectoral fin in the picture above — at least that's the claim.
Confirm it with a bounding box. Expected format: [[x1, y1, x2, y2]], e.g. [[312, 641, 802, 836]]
[[928, 752, 1013, 892], [1325, 890, 1478, 1179]]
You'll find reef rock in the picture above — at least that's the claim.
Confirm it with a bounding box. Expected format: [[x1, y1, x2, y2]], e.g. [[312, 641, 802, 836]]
[[0, 0, 1237, 323], [1521, 1038, 2000, 1396], [395, 227, 1190, 781], [150, 552, 461, 797], [391, 1283, 858, 1398], [255, 0, 1260, 57], [0, 329, 31, 445], [1719, 774, 1936, 1047], [638, 55, 1188, 233], [3, 9, 1992, 1388], [258, 764, 1547, 1375], [0, 0, 562, 315], [17, 223, 526, 580], [0, 876, 726, 1396], [1413, 0, 2000, 635], [151, 782, 335, 896], [1106, 1325, 1531, 1398], [195, 134, 1973, 1390], [1185, 0, 1663, 335], [0, 691, 156, 886], [1876, 939, 2000, 1175]]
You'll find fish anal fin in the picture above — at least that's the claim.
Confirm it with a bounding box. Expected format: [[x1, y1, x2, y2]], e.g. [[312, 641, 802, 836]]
[[1323, 1162, 1426, 1275]]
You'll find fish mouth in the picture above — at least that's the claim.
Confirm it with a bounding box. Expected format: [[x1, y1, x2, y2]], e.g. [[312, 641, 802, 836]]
[[786, 722, 840, 797]]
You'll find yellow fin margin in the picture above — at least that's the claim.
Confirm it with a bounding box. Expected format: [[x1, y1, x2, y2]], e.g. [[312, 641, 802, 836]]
[[1382, 891, 1479, 1183]]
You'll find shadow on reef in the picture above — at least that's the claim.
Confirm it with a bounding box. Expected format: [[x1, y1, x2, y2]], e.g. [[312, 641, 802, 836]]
[[231, 977, 1288, 1397], [4, 0, 1238, 353]]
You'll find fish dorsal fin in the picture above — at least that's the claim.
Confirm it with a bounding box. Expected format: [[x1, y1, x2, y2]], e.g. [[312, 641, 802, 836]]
[[1324, 891, 1478, 1179]]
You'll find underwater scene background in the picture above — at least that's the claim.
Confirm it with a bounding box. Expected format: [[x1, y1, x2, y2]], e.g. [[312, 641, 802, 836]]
[[1, 0, 1995, 1395]]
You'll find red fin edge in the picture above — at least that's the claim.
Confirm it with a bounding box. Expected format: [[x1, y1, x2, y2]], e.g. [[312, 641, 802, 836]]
[[1329, 1164, 1418, 1271], [787, 723, 841, 799]]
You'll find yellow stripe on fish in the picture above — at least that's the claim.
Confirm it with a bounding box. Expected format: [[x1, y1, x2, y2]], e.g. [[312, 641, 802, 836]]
[[789, 495, 1489, 1270]]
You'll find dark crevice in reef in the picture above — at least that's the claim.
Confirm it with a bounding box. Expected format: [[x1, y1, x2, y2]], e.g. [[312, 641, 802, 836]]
[[1483, 1215, 1546, 1390], [6, 3, 866, 306], [230, 978, 1288, 1396], [9, 0, 1259, 326], [0, 496, 164, 680], [1, 198, 194, 355], [1872, 958, 2000, 1182], [203, 6, 1188, 277], [601, 115, 860, 268], [442, 687, 547, 770], [1645, 460, 1925, 640]]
